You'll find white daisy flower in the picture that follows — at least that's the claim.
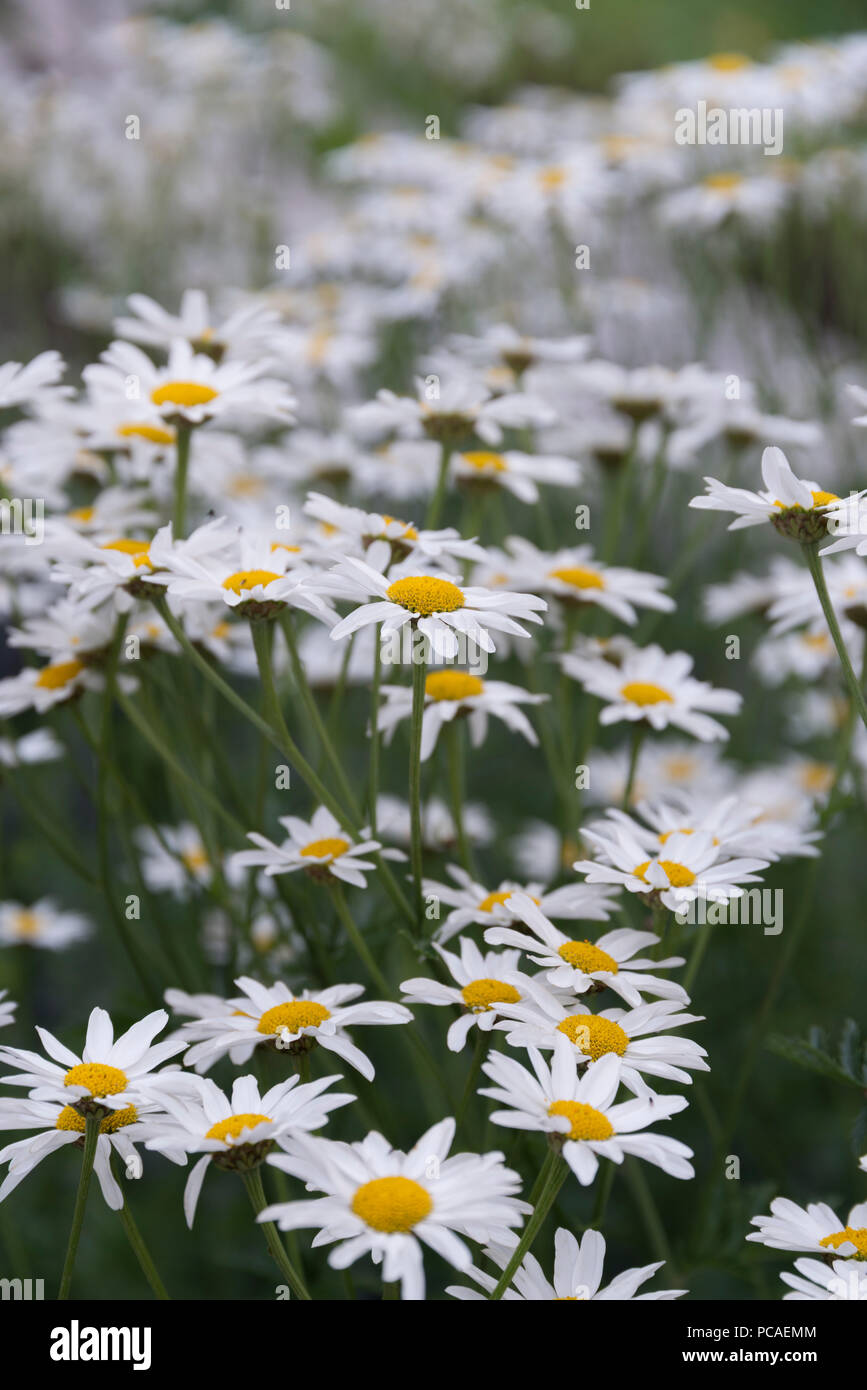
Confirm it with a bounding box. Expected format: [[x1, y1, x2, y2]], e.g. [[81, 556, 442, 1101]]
[[447, 1226, 685, 1300], [0, 1094, 156, 1210], [0, 899, 92, 951], [451, 450, 580, 504], [503, 538, 675, 625], [0, 351, 69, 410], [301, 492, 485, 568], [574, 825, 768, 914], [113, 289, 295, 362], [0, 658, 121, 717], [658, 170, 790, 231], [354, 376, 555, 447], [0, 993, 16, 1030], [134, 824, 213, 898], [0, 1007, 185, 1112], [322, 555, 546, 660], [84, 338, 296, 427], [179, 976, 412, 1082], [780, 1257, 867, 1301], [423, 864, 621, 945], [0, 729, 64, 768], [563, 644, 741, 742], [495, 986, 708, 1095], [376, 668, 548, 761], [446, 325, 591, 374], [142, 1072, 355, 1227], [400, 939, 541, 1052], [484, 893, 688, 1007], [747, 1197, 867, 1258], [480, 1041, 694, 1185], [688, 445, 841, 536], [259, 1118, 530, 1300], [230, 806, 404, 890], [375, 795, 494, 854], [147, 519, 336, 620], [587, 793, 821, 864]]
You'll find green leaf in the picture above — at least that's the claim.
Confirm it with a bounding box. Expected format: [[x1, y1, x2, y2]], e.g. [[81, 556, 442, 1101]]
[[767, 1033, 861, 1087]]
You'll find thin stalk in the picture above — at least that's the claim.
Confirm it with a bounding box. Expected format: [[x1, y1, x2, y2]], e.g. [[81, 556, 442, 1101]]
[[409, 650, 427, 925], [172, 423, 193, 535], [446, 720, 473, 873], [243, 1167, 311, 1301], [117, 1192, 170, 1299], [622, 724, 645, 809], [368, 625, 383, 834], [802, 540, 867, 732], [425, 441, 451, 529], [154, 600, 413, 926], [58, 1115, 100, 1299], [277, 611, 363, 822], [490, 1149, 568, 1299]]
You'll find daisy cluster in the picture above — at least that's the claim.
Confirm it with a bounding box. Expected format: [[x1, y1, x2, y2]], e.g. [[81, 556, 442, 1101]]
[[0, 8, 866, 1304]]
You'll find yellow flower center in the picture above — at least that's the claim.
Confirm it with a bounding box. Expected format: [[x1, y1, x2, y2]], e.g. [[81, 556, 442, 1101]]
[[67, 506, 94, 523], [205, 1113, 272, 1143], [548, 1100, 615, 1142], [477, 890, 542, 913], [385, 576, 465, 616], [116, 423, 176, 445], [819, 1227, 867, 1259], [381, 515, 419, 539], [63, 1063, 129, 1097], [11, 910, 41, 938], [460, 978, 522, 1013], [538, 166, 566, 190], [182, 848, 209, 872], [150, 381, 218, 408], [35, 659, 85, 690], [800, 762, 833, 794], [461, 450, 507, 473], [56, 1104, 138, 1134], [810, 489, 839, 507], [351, 1176, 433, 1232], [621, 681, 674, 706], [633, 859, 696, 888], [557, 940, 619, 974], [102, 538, 153, 569], [557, 1014, 629, 1059], [300, 837, 350, 861], [222, 569, 281, 595], [425, 671, 484, 701], [257, 1001, 332, 1035], [703, 173, 744, 192], [707, 52, 752, 71], [549, 566, 605, 591]]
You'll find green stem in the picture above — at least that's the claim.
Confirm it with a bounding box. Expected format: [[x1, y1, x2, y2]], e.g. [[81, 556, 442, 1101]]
[[58, 1115, 100, 1299], [329, 882, 392, 999], [368, 625, 383, 834], [490, 1149, 567, 1299], [446, 720, 473, 873], [243, 1167, 311, 1300], [173, 423, 193, 535], [591, 1159, 616, 1226], [278, 611, 363, 823], [802, 541, 867, 733], [409, 649, 427, 926], [622, 724, 645, 809], [425, 441, 451, 529], [117, 1190, 170, 1299]]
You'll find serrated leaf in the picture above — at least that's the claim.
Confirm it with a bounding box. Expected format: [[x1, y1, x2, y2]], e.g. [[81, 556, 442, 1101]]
[[767, 1033, 861, 1087], [851, 1107, 867, 1158]]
